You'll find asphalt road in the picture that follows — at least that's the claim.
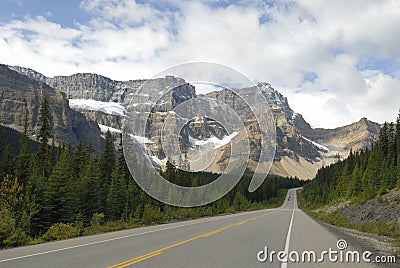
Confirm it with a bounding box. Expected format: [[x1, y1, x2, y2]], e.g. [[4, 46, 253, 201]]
[[0, 189, 385, 267]]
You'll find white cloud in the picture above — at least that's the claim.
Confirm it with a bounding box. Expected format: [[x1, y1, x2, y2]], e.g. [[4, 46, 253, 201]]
[[0, 0, 399, 128], [359, 73, 400, 123]]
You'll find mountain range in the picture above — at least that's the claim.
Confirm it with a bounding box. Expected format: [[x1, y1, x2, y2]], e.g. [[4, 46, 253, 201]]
[[0, 65, 381, 179]]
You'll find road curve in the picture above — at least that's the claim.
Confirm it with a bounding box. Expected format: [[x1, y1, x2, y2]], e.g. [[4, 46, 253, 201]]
[[0, 189, 381, 267]]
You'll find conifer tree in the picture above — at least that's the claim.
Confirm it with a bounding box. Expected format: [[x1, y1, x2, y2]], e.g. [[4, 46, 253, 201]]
[[336, 161, 350, 198], [77, 156, 102, 220], [395, 110, 400, 165], [164, 160, 176, 182], [379, 122, 389, 158], [362, 146, 382, 199], [388, 122, 396, 163], [16, 109, 31, 185], [43, 147, 77, 227], [98, 130, 115, 209], [349, 163, 361, 198], [36, 98, 52, 177], [0, 145, 14, 180], [105, 160, 126, 221]]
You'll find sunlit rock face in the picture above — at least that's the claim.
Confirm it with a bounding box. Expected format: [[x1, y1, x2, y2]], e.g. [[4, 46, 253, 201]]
[[8, 65, 380, 179]]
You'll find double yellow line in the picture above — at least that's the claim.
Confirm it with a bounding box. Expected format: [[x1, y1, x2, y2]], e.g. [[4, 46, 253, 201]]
[[108, 212, 272, 268]]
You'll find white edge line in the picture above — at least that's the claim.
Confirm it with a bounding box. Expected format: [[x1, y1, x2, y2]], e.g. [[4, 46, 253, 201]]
[[281, 192, 295, 268], [0, 208, 274, 263]]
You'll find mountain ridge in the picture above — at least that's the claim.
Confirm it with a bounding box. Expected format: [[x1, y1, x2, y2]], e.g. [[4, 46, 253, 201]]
[[4, 64, 381, 179]]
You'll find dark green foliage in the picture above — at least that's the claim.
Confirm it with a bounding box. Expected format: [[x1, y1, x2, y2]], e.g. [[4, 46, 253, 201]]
[[37, 98, 52, 146], [77, 156, 102, 220], [43, 147, 77, 226], [98, 130, 115, 210], [302, 109, 400, 208], [16, 110, 31, 186], [0, 144, 14, 180], [36, 98, 51, 168]]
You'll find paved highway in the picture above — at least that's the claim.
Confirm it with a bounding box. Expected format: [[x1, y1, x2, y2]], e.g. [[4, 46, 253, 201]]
[[0, 189, 381, 267]]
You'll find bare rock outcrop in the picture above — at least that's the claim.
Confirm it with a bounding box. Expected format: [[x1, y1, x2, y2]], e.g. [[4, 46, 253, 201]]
[[0, 65, 103, 151]]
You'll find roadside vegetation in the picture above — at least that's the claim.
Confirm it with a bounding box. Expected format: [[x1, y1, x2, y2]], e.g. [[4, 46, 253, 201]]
[[300, 109, 400, 253]]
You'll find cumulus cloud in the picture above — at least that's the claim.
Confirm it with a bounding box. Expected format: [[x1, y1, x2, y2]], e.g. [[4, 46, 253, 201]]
[[0, 0, 399, 128]]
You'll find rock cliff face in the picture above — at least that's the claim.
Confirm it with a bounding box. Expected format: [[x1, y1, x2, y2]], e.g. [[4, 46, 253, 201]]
[[7, 65, 381, 179], [8, 65, 195, 128], [298, 118, 381, 154], [0, 65, 103, 151], [205, 83, 321, 162], [8, 65, 195, 106]]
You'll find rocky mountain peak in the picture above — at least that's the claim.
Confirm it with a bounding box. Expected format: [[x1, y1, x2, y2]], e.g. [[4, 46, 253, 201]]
[[355, 117, 376, 129], [257, 82, 294, 118], [7, 65, 47, 83], [4, 64, 381, 180]]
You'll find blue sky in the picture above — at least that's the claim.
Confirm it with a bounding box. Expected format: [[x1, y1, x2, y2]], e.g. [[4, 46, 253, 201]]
[[0, 0, 399, 128], [1, 0, 89, 27]]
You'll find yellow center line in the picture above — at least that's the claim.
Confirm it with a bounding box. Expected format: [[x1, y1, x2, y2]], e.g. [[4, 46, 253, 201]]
[[114, 251, 164, 268], [202, 230, 221, 237], [107, 212, 273, 268]]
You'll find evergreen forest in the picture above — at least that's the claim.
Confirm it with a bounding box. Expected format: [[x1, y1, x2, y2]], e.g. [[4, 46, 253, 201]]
[[302, 110, 400, 207]]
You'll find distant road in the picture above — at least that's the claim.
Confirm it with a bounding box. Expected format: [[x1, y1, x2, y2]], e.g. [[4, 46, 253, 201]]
[[0, 189, 381, 267]]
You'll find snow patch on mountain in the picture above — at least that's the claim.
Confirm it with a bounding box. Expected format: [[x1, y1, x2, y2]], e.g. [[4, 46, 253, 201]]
[[130, 134, 155, 144], [189, 131, 238, 149], [98, 124, 121, 134], [302, 136, 329, 152], [69, 99, 126, 116]]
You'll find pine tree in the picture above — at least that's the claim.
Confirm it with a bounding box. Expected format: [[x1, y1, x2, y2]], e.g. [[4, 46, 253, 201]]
[[43, 147, 77, 227], [124, 178, 139, 219], [164, 160, 177, 182], [20, 191, 39, 237], [395, 109, 400, 167], [16, 109, 31, 185], [336, 161, 350, 198], [362, 146, 383, 199], [36, 98, 52, 177], [349, 163, 361, 198], [379, 122, 389, 158], [387, 122, 395, 163], [28, 159, 47, 234], [98, 130, 115, 209], [105, 154, 127, 221], [0, 145, 14, 179], [37, 98, 51, 147], [75, 141, 93, 176], [77, 156, 102, 220]]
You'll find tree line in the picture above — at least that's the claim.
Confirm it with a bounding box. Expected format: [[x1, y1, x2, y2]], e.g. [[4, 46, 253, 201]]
[[302, 110, 400, 207], [0, 99, 303, 248]]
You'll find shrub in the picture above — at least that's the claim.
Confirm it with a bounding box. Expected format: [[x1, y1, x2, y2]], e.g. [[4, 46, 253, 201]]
[[142, 205, 164, 225], [0, 209, 29, 248], [41, 223, 80, 241], [3, 228, 29, 248], [90, 212, 105, 227]]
